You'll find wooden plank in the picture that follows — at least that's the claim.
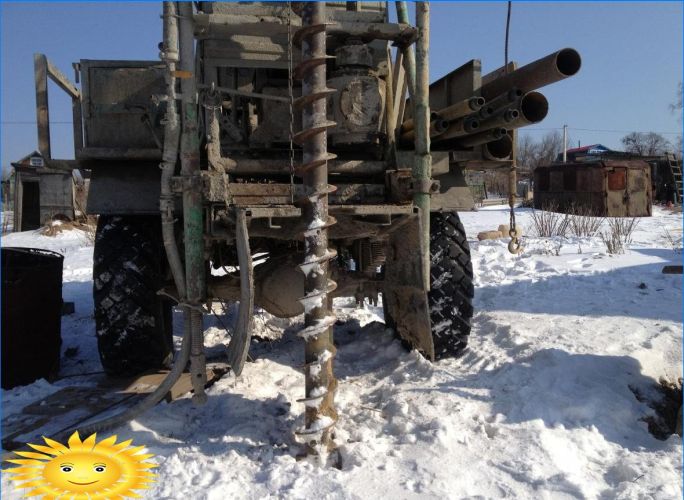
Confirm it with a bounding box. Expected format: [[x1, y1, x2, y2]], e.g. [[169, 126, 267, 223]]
[[46, 59, 80, 99], [34, 54, 51, 159], [116, 368, 224, 402], [392, 50, 407, 126], [2, 368, 227, 451]]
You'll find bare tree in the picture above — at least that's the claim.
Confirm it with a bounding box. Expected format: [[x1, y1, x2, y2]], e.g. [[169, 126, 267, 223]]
[[621, 131, 672, 156], [1, 166, 13, 181], [516, 134, 538, 176], [517, 131, 569, 170], [536, 130, 566, 165], [671, 82, 682, 156], [670, 81, 682, 115]]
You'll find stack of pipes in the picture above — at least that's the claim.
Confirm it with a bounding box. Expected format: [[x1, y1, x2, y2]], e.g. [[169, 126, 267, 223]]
[[400, 48, 581, 160]]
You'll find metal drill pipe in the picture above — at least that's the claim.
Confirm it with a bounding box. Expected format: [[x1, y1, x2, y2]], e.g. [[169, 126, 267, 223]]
[[401, 110, 442, 134], [505, 90, 549, 128], [414, 1, 431, 290], [482, 133, 514, 160], [179, 1, 206, 405], [432, 96, 485, 123], [476, 107, 519, 131], [436, 115, 480, 142], [400, 117, 448, 142], [476, 91, 547, 135], [480, 48, 581, 100], [297, 2, 338, 455], [454, 127, 507, 148], [484, 88, 522, 114]]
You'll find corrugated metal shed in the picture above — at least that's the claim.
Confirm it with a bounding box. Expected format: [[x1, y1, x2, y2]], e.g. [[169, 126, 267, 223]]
[[534, 160, 652, 217]]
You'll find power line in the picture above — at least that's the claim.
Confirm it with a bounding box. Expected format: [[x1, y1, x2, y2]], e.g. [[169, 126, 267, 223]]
[[2, 121, 72, 124], [524, 126, 681, 136], [3, 122, 681, 137], [572, 127, 681, 135]]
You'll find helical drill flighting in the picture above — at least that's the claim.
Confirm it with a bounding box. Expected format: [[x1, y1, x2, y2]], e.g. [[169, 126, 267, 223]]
[[292, 2, 339, 455]]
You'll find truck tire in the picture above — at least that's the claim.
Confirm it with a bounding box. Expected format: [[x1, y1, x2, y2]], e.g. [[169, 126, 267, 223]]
[[428, 211, 474, 359], [93, 215, 174, 377]]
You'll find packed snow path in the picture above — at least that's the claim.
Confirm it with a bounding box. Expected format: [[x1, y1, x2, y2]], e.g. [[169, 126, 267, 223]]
[[2, 206, 682, 499]]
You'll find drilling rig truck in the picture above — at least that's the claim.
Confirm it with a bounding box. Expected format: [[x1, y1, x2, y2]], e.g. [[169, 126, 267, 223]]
[[31, 1, 581, 454]]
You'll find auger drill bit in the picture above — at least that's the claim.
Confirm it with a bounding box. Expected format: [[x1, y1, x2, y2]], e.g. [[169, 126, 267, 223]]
[[293, 2, 339, 456]]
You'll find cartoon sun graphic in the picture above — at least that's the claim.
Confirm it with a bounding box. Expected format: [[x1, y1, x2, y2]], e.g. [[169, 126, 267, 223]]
[[4, 431, 157, 499]]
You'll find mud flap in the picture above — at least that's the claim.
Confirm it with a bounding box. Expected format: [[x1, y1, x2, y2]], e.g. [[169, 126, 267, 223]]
[[383, 213, 435, 360], [225, 209, 254, 376]]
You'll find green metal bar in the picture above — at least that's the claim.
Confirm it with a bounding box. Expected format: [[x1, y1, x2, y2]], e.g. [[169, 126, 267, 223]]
[[179, 1, 207, 405], [414, 2, 431, 289], [395, 2, 416, 99]]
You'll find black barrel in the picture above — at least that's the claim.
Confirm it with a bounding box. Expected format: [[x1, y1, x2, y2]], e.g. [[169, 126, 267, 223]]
[[2, 247, 64, 389]]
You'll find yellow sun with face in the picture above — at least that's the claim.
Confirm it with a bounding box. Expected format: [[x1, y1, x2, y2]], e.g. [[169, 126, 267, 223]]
[[4, 431, 157, 499]]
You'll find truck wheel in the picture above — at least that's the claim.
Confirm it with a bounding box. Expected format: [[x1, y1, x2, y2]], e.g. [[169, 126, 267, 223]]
[[93, 215, 174, 377], [428, 211, 474, 359]]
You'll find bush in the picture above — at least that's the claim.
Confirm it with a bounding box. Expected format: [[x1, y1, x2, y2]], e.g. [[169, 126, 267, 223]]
[[600, 218, 639, 254], [529, 204, 570, 237], [567, 205, 604, 237]]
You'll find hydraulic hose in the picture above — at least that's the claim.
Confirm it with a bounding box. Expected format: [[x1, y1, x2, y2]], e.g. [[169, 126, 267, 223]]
[[74, 315, 192, 437], [160, 1, 186, 298], [65, 1, 195, 439]]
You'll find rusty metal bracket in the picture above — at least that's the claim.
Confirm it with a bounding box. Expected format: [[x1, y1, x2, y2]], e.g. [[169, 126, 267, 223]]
[[388, 170, 439, 198], [410, 179, 440, 195], [170, 175, 203, 194]]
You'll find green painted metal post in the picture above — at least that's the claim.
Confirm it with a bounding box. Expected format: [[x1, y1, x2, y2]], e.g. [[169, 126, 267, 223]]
[[179, 2, 207, 405], [395, 2, 416, 98], [414, 2, 431, 289]]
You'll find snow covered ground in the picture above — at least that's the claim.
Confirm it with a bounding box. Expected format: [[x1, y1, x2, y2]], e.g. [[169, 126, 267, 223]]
[[2, 206, 682, 499]]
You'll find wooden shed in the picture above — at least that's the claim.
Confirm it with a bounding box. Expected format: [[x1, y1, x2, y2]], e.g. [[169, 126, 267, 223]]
[[533, 160, 652, 217], [11, 152, 88, 232]]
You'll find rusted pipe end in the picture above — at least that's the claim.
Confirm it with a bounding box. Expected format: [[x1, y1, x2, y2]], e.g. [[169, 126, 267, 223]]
[[520, 91, 548, 123], [556, 48, 582, 77], [504, 109, 520, 122], [480, 106, 495, 119], [492, 127, 507, 139], [508, 88, 523, 101], [435, 118, 449, 134], [470, 96, 486, 110], [483, 134, 513, 160], [465, 117, 480, 133]]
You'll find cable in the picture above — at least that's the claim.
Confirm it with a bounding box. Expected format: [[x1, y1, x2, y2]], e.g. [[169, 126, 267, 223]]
[[523, 127, 681, 135], [2, 121, 72, 124], [504, 1, 512, 75], [571, 127, 681, 135]]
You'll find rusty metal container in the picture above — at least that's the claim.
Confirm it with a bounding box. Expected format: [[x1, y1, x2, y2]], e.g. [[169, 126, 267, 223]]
[[533, 160, 652, 217], [2, 247, 64, 389]]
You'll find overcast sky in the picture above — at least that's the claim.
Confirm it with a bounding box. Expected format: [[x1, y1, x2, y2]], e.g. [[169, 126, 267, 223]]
[[1, 2, 682, 170]]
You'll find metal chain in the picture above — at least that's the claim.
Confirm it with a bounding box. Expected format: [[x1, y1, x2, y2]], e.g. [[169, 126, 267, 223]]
[[504, 0, 522, 254], [287, 2, 296, 204]]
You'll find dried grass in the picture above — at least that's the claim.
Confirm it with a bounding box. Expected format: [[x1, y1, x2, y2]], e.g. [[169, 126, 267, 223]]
[[40, 215, 98, 246], [662, 228, 683, 253]]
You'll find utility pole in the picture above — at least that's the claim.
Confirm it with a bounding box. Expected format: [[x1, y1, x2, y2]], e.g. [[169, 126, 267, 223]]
[[562, 124, 568, 163]]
